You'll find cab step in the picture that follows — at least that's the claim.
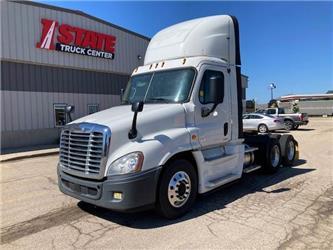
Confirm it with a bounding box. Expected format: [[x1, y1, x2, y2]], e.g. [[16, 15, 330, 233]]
[[243, 164, 261, 173]]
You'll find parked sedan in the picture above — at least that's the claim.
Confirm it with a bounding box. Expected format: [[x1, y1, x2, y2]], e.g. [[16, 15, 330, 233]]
[[243, 113, 285, 133]]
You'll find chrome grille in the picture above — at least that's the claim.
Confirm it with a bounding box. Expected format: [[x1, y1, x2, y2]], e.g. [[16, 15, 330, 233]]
[[59, 123, 111, 179]]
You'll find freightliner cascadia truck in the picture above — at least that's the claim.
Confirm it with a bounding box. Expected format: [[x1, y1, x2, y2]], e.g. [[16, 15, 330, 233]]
[[58, 15, 299, 219]]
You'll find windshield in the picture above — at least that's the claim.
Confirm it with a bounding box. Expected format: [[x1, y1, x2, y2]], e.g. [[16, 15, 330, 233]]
[[122, 68, 195, 104]]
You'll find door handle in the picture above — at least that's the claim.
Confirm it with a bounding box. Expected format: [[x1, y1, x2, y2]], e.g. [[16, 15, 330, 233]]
[[224, 122, 228, 136]]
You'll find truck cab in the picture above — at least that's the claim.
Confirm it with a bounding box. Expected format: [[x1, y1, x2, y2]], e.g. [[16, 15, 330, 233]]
[[58, 15, 298, 218]]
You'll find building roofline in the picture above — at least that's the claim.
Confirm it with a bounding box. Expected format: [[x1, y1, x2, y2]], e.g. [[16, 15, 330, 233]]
[[279, 93, 333, 101], [12, 0, 151, 41]]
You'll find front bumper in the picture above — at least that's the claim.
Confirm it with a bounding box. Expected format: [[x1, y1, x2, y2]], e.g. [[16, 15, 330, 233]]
[[58, 165, 162, 211]]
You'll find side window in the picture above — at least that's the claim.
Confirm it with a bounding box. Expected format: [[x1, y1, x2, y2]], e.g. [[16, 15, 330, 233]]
[[267, 109, 276, 115], [54, 104, 67, 127], [88, 104, 99, 114], [243, 115, 249, 119], [278, 108, 285, 114], [257, 109, 265, 114], [199, 70, 224, 104]]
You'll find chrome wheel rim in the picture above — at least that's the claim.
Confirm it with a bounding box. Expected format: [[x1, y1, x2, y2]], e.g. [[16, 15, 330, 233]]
[[168, 171, 191, 208], [271, 145, 280, 167], [259, 125, 267, 133], [287, 140, 295, 161]]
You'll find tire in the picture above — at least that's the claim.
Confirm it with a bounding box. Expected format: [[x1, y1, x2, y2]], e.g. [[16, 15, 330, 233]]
[[279, 135, 296, 166], [292, 125, 299, 130], [262, 139, 282, 173], [258, 124, 268, 133], [156, 159, 198, 219], [284, 120, 294, 131]]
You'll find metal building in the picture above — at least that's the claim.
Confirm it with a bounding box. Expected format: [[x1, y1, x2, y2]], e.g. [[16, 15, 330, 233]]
[[1, 1, 150, 151], [279, 93, 333, 116]]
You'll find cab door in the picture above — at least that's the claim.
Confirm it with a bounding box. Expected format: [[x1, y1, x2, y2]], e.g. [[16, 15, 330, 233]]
[[194, 65, 231, 148]]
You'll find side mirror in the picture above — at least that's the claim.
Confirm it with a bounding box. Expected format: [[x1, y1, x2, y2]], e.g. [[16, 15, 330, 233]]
[[128, 101, 144, 139], [65, 105, 75, 122], [65, 105, 75, 114], [131, 101, 144, 112]]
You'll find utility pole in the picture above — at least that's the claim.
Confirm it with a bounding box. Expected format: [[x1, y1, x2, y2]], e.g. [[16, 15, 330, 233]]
[[269, 83, 276, 100]]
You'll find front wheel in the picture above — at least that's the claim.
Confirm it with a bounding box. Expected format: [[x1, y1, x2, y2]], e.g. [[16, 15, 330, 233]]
[[156, 159, 197, 219]]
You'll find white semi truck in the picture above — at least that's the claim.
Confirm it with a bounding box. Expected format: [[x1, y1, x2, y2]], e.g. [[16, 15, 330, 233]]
[[58, 15, 299, 219]]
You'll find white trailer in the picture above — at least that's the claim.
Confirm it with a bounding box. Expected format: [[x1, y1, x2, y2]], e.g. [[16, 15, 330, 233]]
[[58, 15, 299, 218]]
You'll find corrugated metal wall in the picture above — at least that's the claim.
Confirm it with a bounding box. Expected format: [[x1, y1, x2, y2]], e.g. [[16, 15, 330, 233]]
[[1, 61, 129, 95], [1, 1, 149, 74], [1, 90, 120, 132], [280, 100, 333, 116], [0, 1, 150, 150]]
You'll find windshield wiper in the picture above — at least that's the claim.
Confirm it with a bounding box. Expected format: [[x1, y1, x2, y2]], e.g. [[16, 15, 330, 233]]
[[145, 98, 174, 103]]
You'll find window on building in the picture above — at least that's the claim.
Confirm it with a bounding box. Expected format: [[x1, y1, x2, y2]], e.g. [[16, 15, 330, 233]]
[[199, 70, 224, 104], [88, 104, 99, 114], [54, 104, 67, 127]]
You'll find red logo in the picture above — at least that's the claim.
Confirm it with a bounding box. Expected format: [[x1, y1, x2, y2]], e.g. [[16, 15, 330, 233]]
[[36, 18, 116, 59], [36, 19, 58, 50]]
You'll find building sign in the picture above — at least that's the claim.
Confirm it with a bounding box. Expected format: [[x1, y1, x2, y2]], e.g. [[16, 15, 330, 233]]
[[36, 19, 116, 59]]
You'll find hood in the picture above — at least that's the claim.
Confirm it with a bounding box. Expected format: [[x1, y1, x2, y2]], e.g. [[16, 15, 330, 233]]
[[72, 103, 187, 155], [73, 104, 185, 130]]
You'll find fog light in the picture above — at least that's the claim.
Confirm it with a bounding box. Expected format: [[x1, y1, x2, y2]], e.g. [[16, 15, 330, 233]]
[[113, 192, 123, 200]]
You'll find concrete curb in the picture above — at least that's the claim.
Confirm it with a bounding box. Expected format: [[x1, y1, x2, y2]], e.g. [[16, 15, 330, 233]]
[[0, 148, 59, 163]]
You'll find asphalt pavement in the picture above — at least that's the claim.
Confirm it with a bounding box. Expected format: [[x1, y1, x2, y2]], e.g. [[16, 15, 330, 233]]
[[1, 118, 332, 249]]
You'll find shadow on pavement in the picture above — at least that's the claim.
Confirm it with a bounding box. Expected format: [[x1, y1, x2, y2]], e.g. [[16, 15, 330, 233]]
[[271, 130, 290, 134], [293, 159, 307, 166], [78, 159, 313, 229], [295, 128, 315, 131]]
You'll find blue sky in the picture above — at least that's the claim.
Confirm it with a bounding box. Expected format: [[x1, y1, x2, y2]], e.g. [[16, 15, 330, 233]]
[[41, 1, 333, 103]]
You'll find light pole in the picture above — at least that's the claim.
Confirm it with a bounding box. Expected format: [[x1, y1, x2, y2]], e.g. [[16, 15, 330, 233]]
[[269, 83, 276, 100]]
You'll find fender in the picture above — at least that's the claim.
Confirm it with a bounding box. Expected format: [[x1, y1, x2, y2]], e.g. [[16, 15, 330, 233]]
[[104, 128, 194, 175]]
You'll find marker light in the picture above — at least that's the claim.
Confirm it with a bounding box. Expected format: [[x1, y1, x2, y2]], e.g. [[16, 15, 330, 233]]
[[113, 192, 123, 200]]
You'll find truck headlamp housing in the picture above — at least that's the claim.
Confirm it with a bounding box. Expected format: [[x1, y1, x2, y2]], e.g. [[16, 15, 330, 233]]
[[107, 152, 144, 176]]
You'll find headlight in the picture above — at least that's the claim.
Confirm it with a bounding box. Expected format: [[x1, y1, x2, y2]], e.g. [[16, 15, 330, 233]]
[[107, 152, 144, 176]]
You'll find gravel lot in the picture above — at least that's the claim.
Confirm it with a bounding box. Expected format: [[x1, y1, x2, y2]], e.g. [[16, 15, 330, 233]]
[[1, 118, 332, 249]]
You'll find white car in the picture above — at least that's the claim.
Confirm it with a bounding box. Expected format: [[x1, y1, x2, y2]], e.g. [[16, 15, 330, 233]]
[[243, 113, 285, 133]]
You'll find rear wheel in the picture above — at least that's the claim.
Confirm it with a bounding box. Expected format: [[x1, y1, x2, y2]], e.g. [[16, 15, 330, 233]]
[[284, 120, 294, 131], [280, 135, 296, 166], [262, 140, 281, 173], [258, 124, 268, 133], [157, 159, 197, 219]]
